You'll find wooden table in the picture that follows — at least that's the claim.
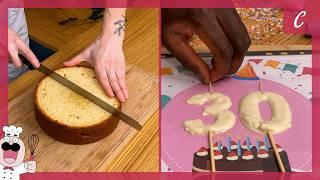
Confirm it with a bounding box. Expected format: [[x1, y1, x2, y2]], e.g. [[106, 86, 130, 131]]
[[25, 8, 100, 51], [9, 8, 159, 172]]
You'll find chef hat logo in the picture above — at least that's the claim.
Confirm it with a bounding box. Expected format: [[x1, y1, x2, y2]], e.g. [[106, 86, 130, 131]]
[[3, 125, 23, 138]]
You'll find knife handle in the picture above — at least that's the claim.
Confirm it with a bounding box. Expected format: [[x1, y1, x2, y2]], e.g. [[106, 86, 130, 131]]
[[18, 54, 35, 70]]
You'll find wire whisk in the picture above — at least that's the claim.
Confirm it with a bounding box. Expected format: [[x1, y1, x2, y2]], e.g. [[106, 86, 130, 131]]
[[28, 134, 39, 161]]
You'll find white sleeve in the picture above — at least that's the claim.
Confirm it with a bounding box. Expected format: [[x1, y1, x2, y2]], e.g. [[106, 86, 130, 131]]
[[15, 163, 28, 175], [8, 8, 29, 46]]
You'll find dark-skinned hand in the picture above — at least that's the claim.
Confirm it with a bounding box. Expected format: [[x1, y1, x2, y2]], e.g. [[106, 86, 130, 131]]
[[162, 8, 251, 84]]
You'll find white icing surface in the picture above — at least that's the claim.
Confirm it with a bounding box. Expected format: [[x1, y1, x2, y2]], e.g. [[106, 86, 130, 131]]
[[182, 92, 236, 135], [241, 145, 253, 149], [257, 153, 269, 158], [239, 91, 292, 134], [277, 148, 283, 152], [231, 145, 237, 150], [227, 156, 238, 161], [214, 155, 223, 160], [196, 151, 208, 156], [242, 155, 254, 160]]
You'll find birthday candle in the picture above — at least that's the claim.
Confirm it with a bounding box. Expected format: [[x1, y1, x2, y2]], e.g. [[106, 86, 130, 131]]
[[218, 139, 222, 151], [256, 138, 260, 152], [246, 135, 251, 151], [227, 135, 231, 152], [264, 135, 269, 151], [237, 138, 241, 156]]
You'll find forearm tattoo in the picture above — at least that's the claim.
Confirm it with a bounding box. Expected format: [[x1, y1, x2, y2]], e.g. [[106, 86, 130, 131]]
[[114, 15, 127, 36]]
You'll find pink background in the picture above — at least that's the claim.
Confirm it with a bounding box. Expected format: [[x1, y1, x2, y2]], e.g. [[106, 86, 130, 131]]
[[162, 79, 311, 171], [0, 0, 319, 179]]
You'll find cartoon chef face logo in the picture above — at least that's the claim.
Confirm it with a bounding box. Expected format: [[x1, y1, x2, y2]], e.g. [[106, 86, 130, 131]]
[[0, 126, 25, 167]]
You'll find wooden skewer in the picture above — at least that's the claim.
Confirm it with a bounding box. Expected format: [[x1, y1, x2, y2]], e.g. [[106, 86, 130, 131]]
[[260, 78, 284, 172], [267, 132, 285, 172], [208, 131, 216, 172], [259, 78, 262, 92], [209, 81, 213, 94]]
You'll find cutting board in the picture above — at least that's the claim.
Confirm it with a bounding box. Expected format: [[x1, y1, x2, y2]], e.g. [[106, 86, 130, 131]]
[[8, 8, 159, 172]]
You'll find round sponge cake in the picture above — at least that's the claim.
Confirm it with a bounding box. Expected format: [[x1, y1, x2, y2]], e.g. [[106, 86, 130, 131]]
[[34, 66, 121, 144]]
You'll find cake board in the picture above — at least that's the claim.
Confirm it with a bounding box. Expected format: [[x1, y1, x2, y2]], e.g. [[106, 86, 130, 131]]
[[161, 55, 312, 172]]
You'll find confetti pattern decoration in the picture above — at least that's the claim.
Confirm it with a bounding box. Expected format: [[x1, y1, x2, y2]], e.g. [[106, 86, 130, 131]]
[[301, 67, 312, 75], [264, 60, 280, 68], [234, 63, 259, 80], [283, 64, 298, 73], [161, 67, 173, 75], [248, 59, 263, 64], [161, 95, 171, 108]]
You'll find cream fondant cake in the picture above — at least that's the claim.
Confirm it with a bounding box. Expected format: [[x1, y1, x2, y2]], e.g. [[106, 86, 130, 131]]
[[181, 87, 293, 172], [192, 139, 291, 172]]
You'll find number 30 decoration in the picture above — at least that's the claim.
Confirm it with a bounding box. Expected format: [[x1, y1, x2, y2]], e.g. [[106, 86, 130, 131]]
[[182, 91, 292, 135]]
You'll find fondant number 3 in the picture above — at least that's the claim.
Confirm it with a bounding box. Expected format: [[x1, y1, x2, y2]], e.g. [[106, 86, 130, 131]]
[[182, 92, 236, 135]]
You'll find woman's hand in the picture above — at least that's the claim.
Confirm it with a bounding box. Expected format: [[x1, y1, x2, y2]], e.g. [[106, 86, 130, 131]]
[[8, 28, 40, 68], [64, 36, 127, 102], [64, 8, 128, 102]]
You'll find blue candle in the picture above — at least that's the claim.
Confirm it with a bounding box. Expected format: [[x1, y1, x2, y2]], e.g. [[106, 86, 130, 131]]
[[237, 139, 241, 156], [264, 135, 269, 151], [227, 135, 231, 152], [256, 138, 260, 152], [218, 139, 222, 151], [246, 135, 251, 151]]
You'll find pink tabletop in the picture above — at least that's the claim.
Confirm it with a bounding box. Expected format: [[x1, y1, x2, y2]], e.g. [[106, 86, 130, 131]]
[[161, 78, 311, 172]]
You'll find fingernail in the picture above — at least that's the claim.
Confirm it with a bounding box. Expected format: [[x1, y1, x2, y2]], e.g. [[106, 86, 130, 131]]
[[109, 92, 115, 97], [201, 76, 209, 85]]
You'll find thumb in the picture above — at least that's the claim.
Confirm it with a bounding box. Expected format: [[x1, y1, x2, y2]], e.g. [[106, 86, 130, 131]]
[[63, 54, 84, 67]]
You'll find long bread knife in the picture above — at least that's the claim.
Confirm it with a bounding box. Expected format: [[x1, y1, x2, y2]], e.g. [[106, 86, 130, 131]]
[[19, 55, 142, 131]]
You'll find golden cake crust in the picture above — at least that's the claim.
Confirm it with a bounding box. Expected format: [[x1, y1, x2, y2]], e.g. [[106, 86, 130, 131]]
[[34, 66, 121, 144]]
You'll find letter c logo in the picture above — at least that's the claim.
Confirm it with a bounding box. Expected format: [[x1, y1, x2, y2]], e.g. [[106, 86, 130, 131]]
[[294, 11, 307, 29]]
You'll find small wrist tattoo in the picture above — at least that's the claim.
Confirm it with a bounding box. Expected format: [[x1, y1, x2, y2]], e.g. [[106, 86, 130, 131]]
[[114, 15, 127, 36]]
